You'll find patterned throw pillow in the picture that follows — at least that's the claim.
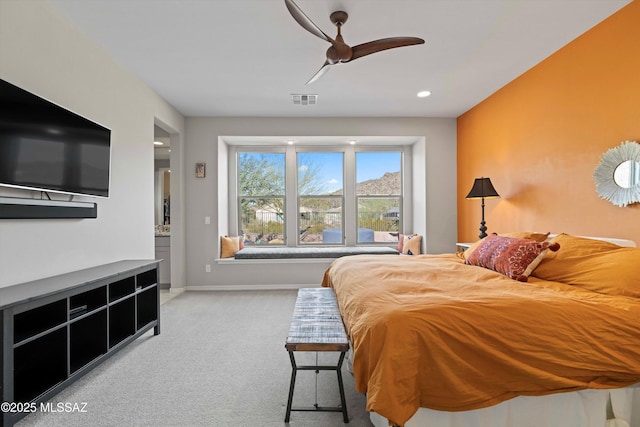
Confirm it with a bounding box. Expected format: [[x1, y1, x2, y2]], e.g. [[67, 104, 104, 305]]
[[461, 231, 550, 261], [465, 234, 560, 281], [402, 234, 422, 255]]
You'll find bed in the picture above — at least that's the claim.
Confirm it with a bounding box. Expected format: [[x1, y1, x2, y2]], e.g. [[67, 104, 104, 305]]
[[320, 233, 640, 427]]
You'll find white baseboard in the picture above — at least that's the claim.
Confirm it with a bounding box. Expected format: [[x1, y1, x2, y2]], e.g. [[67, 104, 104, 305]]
[[185, 283, 320, 291], [215, 257, 335, 264]]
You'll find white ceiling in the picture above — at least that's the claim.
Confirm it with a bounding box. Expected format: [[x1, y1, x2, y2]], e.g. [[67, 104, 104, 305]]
[[49, 0, 630, 118]]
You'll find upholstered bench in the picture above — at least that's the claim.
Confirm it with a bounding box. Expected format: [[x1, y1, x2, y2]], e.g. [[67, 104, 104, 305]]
[[235, 246, 398, 259], [285, 287, 350, 423]]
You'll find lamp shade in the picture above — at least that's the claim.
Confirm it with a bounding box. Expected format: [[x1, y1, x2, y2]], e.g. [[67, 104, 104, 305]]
[[466, 177, 500, 199]]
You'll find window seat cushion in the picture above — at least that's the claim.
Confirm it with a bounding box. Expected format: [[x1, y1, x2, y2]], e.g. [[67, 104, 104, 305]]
[[234, 246, 399, 259]]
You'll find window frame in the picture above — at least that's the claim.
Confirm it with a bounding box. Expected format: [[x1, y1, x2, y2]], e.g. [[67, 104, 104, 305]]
[[230, 143, 411, 248], [355, 150, 403, 245], [296, 149, 345, 246], [231, 147, 287, 245]]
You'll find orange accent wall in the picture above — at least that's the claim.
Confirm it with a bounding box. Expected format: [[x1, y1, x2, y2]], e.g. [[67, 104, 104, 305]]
[[457, 1, 640, 245]]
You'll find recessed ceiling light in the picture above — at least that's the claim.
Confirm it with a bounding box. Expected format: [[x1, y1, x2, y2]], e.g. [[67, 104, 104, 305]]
[[154, 141, 164, 145], [348, 140, 356, 145], [287, 140, 294, 145], [417, 91, 432, 98]]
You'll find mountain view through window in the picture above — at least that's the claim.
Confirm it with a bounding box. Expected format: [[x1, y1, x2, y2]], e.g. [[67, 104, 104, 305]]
[[238, 150, 402, 245]]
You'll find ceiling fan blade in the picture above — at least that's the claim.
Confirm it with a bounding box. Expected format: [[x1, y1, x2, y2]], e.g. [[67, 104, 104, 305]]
[[284, 0, 333, 43], [350, 37, 425, 62], [306, 61, 331, 85]]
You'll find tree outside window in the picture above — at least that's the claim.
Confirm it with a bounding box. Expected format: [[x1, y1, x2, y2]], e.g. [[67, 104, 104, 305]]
[[297, 152, 343, 245], [238, 152, 285, 245]]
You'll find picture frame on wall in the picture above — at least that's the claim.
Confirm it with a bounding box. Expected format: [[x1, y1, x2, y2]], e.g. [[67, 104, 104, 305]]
[[195, 162, 206, 178]]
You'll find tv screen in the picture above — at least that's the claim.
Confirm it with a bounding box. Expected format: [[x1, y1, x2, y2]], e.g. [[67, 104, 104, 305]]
[[0, 78, 111, 198]]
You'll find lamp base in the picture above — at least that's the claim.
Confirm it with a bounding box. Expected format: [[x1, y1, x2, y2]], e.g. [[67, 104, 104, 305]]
[[478, 220, 487, 239]]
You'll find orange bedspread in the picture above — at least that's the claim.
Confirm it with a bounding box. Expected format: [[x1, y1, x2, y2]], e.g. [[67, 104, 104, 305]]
[[321, 253, 640, 426]]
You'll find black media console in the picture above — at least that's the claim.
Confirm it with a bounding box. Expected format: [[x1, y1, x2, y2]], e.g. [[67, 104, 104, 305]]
[[0, 260, 160, 427]]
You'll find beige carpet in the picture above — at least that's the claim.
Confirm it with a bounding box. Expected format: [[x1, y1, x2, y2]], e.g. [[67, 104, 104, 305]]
[[17, 290, 374, 427]]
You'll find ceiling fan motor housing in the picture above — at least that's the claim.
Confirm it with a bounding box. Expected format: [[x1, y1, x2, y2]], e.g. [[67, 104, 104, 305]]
[[330, 11, 348, 26]]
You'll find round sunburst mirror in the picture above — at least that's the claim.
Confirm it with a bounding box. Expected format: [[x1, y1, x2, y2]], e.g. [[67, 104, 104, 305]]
[[593, 140, 640, 207]]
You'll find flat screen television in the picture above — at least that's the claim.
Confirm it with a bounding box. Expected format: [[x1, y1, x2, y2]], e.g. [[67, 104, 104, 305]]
[[0, 78, 111, 198]]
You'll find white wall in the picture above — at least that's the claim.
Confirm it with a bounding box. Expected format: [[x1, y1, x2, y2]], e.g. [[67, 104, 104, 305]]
[[0, 1, 184, 287], [184, 117, 457, 289], [0, 1, 455, 290]]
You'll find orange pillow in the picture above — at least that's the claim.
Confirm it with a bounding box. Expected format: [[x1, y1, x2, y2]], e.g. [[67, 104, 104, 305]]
[[461, 238, 484, 260], [465, 234, 559, 282], [220, 235, 244, 258], [532, 234, 640, 297], [499, 231, 550, 242]]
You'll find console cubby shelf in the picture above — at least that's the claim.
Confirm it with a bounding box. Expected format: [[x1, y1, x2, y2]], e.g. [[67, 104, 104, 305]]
[[0, 260, 160, 427]]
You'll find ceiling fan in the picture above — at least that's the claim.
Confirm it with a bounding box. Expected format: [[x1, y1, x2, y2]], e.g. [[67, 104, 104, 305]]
[[284, 0, 425, 84]]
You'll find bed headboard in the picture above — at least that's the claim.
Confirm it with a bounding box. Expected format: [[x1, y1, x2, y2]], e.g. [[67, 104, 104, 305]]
[[548, 234, 637, 248]]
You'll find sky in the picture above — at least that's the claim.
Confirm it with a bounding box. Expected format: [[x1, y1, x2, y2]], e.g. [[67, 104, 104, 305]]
[[239, 150, 401, 194], [298, 151, 401, 193]]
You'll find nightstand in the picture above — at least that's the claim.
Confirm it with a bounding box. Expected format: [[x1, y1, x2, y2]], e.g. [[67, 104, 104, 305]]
[[456, 242, 473, 252]]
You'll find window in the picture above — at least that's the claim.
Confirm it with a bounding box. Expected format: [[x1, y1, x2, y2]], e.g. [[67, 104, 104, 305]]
[[233, 145, 409, 247], [356, 152, 402, 244], [298, 152, 344, 245], [237, 152, 285, 245]]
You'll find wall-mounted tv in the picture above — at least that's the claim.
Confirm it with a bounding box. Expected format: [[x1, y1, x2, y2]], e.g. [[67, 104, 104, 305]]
[[0, 78, 111, 198]]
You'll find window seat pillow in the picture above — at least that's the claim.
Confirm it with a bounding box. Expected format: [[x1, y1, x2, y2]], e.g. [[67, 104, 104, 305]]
[[234, 246, 399, 259]]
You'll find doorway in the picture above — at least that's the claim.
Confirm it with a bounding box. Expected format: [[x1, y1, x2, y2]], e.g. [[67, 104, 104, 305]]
[[154, 125, 171, 289]]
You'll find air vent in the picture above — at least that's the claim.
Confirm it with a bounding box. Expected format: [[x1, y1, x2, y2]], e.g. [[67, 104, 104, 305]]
[[291, 94, 318, 105]]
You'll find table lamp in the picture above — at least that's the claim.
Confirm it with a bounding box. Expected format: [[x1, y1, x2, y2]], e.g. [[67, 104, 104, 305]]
[[465, 177, 500, 239]]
